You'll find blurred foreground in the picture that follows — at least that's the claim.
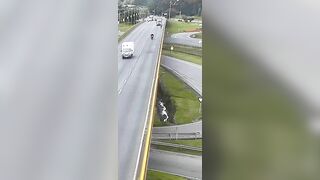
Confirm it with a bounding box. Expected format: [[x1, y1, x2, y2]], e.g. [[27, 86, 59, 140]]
[[0, 1, 117, 180], [204, 0, 320, 179]]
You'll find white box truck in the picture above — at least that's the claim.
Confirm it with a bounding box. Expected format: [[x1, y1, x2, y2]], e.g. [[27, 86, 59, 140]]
[[121, 42, 134, 59]]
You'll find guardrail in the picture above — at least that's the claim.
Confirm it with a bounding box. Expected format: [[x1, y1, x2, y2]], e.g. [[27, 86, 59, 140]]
[[151, 141, 202, 152], [152, 132, 202, 140]]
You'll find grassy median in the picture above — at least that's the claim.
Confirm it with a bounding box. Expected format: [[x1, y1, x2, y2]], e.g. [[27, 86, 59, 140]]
[[153, 67, 201, 126], [152, 144, 202, 156], [153, 140, 202, 155], [162, 139, 202, 148], [162, 44, 202, 65], [166, 20, 201, 35], [162, 50, 202, 65], [147, 170, 186, 180], [163, 44, 202, 56]]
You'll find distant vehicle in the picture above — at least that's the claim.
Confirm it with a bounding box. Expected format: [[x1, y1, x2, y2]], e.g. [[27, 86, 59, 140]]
[[156, 19, 162, 26], [149, 15, 154, 21], [121, 42, 134, 59], [151, 33, 154, 40]]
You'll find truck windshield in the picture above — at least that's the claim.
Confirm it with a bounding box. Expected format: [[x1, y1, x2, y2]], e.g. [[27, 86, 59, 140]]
[[123, 48, 132, 52]]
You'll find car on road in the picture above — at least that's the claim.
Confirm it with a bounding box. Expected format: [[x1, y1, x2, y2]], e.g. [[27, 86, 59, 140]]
[[156, 19, 162, 27], [149, 15, 154, 21]]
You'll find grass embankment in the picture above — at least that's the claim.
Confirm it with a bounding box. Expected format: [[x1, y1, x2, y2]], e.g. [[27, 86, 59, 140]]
[[119, 23, 134, 33], [118, 22, 141, 42], [153, 67, 201, 127], [162, 43, 202, 65], [163, 44, 202, 56], [153, 140, 202, 155], [204, 30, 320, 179], [164, 22, 202, 64], [162, 50, 201, 65], [162, 139, 202, 148], [147, 170, 186, 180], [152, 144, 202, 156], [166, 20, 201, 35]]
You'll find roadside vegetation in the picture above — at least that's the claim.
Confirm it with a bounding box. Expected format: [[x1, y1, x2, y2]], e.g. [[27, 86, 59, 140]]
[[153, 67, 201, 127], [162, 50, 201, 65], [163, 43, 202, 56], [152, 140, 202, 155], [118, 22, 141, 42], [152, 144, 202, 156], [162, 139, 202, 148], [147, 170, 186, 180], [166, 20, 201, 35], [119, 23, 134, 33], [163, 21, 202, 65], [152, 108, 162, 127]]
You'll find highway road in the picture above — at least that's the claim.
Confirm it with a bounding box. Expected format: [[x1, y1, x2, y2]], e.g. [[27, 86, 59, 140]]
[[152, 120, 202, 140], [161, 56, 202, 96], [148, 149, 202, 179], [165, 32, 202, 48], [118, 19, 165, 180]]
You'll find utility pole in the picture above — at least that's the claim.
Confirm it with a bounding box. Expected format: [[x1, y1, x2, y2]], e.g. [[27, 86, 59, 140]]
[[169, 0, 172, 20], [169, 0, 179, 20]]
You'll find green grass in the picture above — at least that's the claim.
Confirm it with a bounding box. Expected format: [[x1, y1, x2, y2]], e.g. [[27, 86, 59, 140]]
[[163, 43, 202, 56], [147, 170, 186, 180], [162, 139, 202, 148], [152, 144, 202, 156], [166, 20, 201, 35], [152, 107, 163, 127], [153, 67, 201, 126], [118, 22, 141, 42], [118, 23, 134, 33], [162, 50, 202, 65], [204, 30, 320, 179]]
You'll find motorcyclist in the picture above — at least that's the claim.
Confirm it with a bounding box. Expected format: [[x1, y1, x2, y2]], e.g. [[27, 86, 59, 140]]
[[151, 33, 154, 40]]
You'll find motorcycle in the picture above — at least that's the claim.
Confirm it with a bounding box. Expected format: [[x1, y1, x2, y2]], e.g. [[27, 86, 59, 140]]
[[151, 33, 154, 40]]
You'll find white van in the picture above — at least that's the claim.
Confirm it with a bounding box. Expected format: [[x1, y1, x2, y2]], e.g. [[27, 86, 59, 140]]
[[121, 42, 134, 59]]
